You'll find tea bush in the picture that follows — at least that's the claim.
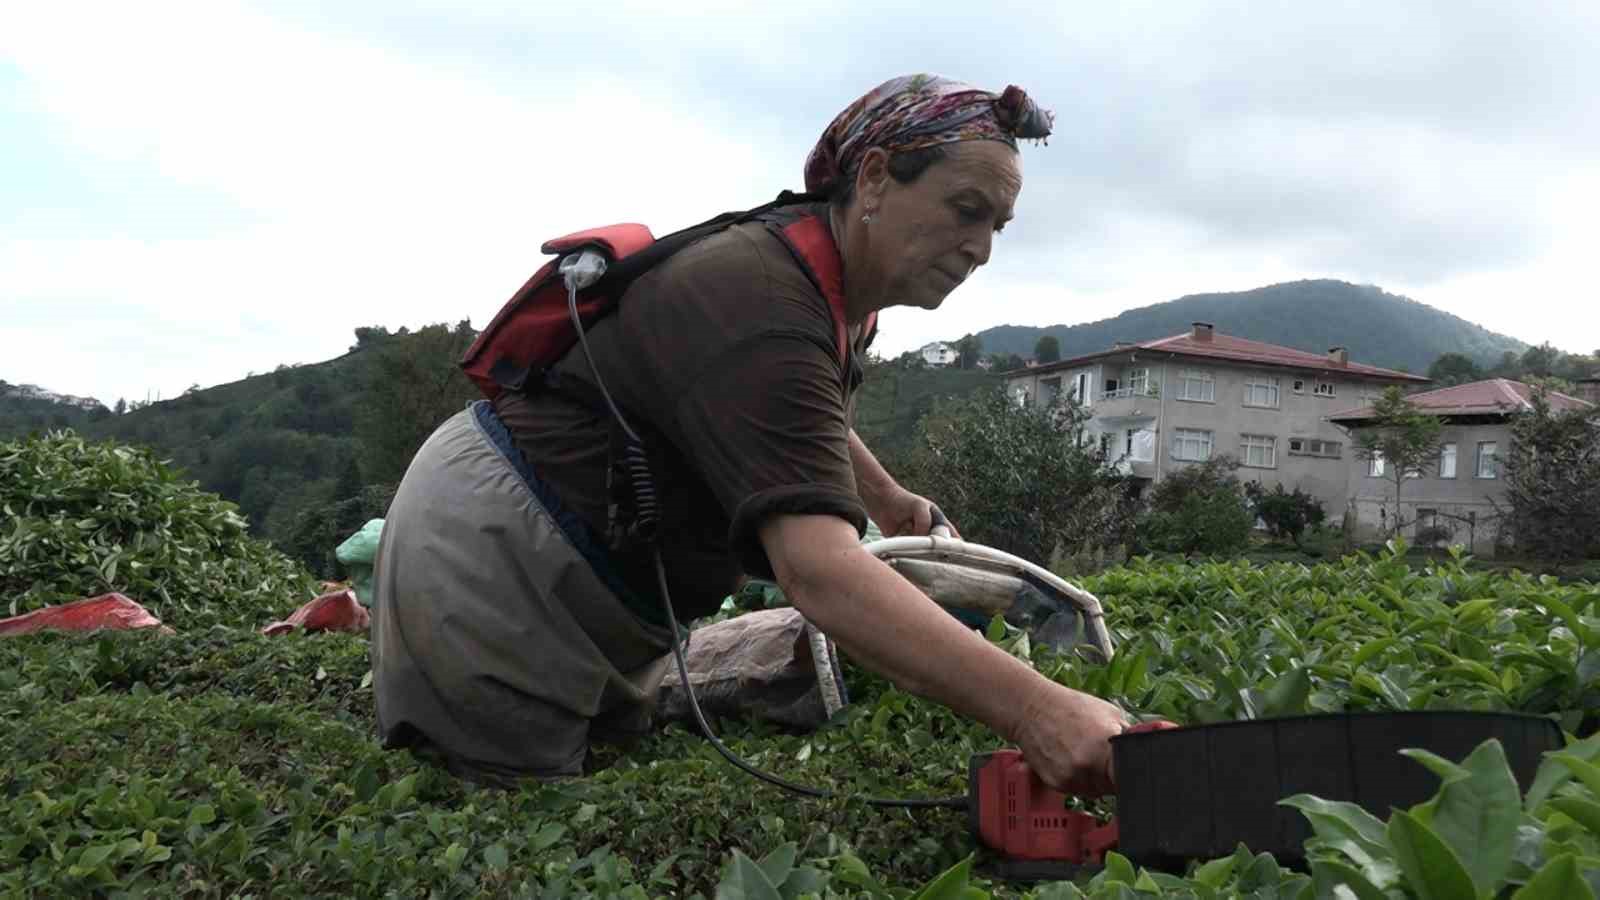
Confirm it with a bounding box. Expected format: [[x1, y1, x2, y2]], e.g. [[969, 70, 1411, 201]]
[[6, 431, 1600, 896], [1, 431, 318, 629]]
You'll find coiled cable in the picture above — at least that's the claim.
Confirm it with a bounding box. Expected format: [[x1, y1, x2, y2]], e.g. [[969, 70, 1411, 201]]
[[563, 250, 965, 810]]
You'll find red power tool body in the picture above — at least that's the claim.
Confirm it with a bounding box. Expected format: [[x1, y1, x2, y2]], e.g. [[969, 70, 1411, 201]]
[[968, 721, 1179, 879]]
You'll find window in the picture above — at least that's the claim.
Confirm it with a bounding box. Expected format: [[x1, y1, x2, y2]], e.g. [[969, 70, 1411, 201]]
[[1291, 379, 1306, 394], [1127, 428, 1154, 462], [1476, 441, 1498, 479], [1172, 428, 1213, 461], [1073, 372, 1091, 404], [1244, 376, 1280, 408], [1098, 433, 1111, 456], [1313, 381, 1337, 398], [1177, 369, 1214, 402], [1127, 368, 1150, 396], [1369, 451, 1386, 477], [1041, 377, 1061, 405], [1439, 443, 1457, 479], [1288, 438, 1341, 458], [1104, 377, 1120, 393], [1241, 434, 1276, 468]]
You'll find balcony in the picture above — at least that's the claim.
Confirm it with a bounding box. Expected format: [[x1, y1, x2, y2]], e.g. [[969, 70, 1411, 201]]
[[1092, 385, 1160, 419], [1098, 386, 1159, 402]]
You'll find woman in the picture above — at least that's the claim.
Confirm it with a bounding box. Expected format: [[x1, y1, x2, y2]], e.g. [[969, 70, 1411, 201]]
[[370, 74, 1128, 797]]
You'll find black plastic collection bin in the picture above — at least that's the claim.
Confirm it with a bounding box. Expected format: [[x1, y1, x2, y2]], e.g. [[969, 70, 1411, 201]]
[[1109, 711, 1563, 870]]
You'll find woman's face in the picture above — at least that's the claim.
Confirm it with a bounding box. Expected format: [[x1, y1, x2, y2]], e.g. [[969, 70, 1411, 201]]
[[848, 140, 1022, 313]]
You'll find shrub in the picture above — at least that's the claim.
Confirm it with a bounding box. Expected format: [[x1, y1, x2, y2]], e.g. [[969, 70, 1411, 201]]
[[1135, 455, 1254, 556], [1413, 523, 1455, 548], [1245, 482, 1327, 547], [899, 387, 1137, 565], [1494, 389, 1600, 561], [0, 431, 318, 628]]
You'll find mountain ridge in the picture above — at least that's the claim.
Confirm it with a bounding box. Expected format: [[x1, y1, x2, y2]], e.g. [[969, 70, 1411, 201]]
[[967, 279, 1528, 373]]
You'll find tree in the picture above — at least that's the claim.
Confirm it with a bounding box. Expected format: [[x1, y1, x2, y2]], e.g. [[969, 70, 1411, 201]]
[[1520, 342, 1560, 379], [113, 398, 127, 416], [1427, 352, 1482, 387], [899, 386, 1135, 566], [954, 333, 982, 370], [1350, 386, 1444, 537], [989, 353, 1025, 372], [1492, 388, 1600, 561], [1034, 335, 1061, 365], [1244, 482, 1326, 548], [355, 322, 481, 485], [1136, 456, 1255, 556]]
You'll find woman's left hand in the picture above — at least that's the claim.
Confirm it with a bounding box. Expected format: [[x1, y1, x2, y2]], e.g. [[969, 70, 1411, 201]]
[[872, 487, 960, 539]]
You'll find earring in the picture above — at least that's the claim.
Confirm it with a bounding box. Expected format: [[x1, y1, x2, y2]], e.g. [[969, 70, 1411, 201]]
[[862, 208, 875, 224]]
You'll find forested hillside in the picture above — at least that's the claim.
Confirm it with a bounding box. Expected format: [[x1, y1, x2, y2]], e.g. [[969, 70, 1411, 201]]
[[976, 280, 1527, 372], [7, 276, 1589, 578]]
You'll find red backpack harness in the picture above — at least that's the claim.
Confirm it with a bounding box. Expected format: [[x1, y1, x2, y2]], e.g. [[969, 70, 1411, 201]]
[[458, 191, 877, 552], [460, 191, 876, 403]]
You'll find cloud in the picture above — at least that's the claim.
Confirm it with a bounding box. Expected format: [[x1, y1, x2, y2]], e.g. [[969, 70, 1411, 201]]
[[2, 0, 1597, 404]]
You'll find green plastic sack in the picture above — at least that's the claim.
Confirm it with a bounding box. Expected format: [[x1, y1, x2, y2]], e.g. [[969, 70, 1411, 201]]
[[335, 518, 385, 608]]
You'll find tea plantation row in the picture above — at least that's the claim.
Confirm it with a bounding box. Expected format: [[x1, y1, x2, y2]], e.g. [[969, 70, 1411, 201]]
[[5, 433, 1600, 896]]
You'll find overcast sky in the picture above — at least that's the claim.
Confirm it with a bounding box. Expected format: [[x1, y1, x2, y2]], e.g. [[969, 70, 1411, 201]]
[[4, 1, 1597, 407]]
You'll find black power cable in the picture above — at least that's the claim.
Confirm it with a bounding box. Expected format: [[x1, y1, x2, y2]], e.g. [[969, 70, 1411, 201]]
[[565, 257, 966, 810]]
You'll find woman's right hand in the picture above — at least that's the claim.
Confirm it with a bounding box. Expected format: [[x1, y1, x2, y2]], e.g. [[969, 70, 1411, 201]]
[[1012, 681, 1129, 797]]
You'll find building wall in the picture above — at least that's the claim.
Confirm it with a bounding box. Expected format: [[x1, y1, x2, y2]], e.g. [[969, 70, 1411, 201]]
[[1341, 422, 1512, 554], [1008, 365, 1101, 409], [1005, 355, 1412, 518], [1135, 359, 1389, 515]]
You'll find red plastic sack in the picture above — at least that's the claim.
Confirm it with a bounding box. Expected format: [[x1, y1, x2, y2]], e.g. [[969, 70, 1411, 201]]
[[261, 589, 371, 636], [0, 592, 175, 637]]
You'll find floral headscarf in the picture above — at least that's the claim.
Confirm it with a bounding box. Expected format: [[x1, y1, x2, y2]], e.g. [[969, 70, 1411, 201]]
[[803, 74, 1054, 195]]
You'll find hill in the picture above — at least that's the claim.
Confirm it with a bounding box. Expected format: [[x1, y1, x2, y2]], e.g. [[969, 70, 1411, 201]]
[[0, 381, 106, 440], [975, 280, 1527, 373]]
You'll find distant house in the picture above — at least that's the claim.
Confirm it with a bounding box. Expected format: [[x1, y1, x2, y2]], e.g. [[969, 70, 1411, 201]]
[[1328, 379, 1594, 555], [1577, 372, 1600, 406], [920, 342, 958, 367], [1003, 322, 1427, 513]]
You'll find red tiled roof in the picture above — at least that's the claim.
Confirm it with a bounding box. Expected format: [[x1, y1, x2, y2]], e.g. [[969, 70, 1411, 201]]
[[1328, 378, 1595, 421], [1016, 328, 1427, 382]]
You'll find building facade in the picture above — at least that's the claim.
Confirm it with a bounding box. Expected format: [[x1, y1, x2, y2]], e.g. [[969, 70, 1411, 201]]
[[1003, 323, 1428, 515], [919, 342, 957, 367], [1329, 379, 1595, 555]]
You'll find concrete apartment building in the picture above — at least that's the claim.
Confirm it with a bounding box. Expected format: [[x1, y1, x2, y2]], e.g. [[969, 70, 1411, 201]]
[[1004, 323, 1428, 513], [1329, 379, 1595, 554]]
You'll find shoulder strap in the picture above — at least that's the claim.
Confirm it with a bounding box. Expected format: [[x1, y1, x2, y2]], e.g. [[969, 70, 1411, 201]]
[[766, 209, 877, 365]]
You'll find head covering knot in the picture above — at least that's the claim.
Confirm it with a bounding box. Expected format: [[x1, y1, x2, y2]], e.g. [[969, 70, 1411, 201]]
[[804, 74, 1054, 195]]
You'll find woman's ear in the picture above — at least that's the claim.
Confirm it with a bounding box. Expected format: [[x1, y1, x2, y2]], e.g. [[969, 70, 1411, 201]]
[[854, 147, 891, 210]]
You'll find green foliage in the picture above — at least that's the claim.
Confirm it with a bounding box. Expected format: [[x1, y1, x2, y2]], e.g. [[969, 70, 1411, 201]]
[[1495, 388, 1600, 562], [1135, 456, 1254, 557], [5, 542, 1600, 894], [1352, 386, 1445, 537], [353, 320, 480, 486], [899, 386, 1136, 565], [854, 362, 998, 464], [0, 381, 100, 442], [953, 334, 983, 371], [1427, 351, 1483, 387], [0, 431, 318, 629], [1033, 335, 1060, 365], [1244, 482, 1327, 548]]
